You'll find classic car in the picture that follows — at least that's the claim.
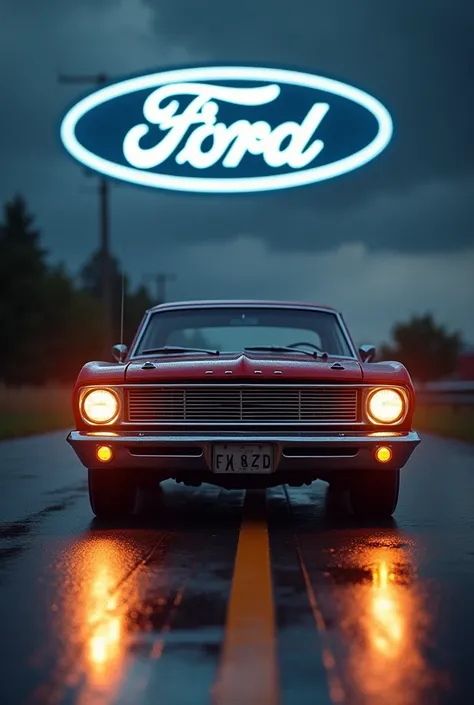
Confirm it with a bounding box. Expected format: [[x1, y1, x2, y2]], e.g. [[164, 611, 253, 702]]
[[67, 300, 420, 519]]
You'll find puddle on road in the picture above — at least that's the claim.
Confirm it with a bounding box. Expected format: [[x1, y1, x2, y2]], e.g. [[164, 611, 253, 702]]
[[316, 538, 451, 705], [32, 536, 148, 705], [0, 484, 88, 584], [31, 515, 235, 705], [270, 487, 453, 705]]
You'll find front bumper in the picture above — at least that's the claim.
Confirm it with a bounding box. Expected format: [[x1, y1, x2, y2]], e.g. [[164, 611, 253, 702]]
[[67, 430, 420, 476]]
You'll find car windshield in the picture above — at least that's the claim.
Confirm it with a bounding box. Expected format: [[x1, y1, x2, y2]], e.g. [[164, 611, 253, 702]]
[[134, 307, 354, 358]]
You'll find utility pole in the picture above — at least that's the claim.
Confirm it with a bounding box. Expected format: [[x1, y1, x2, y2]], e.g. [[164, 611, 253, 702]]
[[146, 273, 176, 304], [58, 72, 114, 356]]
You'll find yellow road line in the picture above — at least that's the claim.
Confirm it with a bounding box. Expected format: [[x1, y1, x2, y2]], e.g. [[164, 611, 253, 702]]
[[213, 490, 279, 705]]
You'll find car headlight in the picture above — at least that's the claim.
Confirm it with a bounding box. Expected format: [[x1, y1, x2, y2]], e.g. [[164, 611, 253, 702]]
[[81, 388, 120, 424], [367, 388, 405, 424]]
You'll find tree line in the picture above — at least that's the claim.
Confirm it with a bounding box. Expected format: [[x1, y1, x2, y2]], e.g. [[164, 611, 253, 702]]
[[0, 194, 464, 385], [377, 313, 463, 383], [0, 195, 155, 385]]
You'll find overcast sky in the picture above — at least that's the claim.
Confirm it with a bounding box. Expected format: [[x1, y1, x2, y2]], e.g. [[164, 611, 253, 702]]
[[1, 0, 473, 345]]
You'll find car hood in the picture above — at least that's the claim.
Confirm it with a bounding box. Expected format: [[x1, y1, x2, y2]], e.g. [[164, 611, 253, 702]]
[[124, 352, 363, 382]]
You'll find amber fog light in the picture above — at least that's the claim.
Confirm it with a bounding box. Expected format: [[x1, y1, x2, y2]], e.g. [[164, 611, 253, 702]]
[[375, 446, 392, 463], [96, 445, 113, 463]]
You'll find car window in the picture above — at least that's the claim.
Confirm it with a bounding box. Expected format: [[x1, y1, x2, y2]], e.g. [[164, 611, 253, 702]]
[[167, 326, 323, 350], [135, 307, 354, 357]]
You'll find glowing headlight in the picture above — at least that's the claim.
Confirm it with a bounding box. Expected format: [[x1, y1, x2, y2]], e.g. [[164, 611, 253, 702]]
[[367, 388, 405, 424], [82, 389, 119, 424]]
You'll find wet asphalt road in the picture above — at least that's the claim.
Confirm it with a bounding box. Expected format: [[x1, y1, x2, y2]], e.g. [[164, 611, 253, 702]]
[[0, 431, 474, 705]]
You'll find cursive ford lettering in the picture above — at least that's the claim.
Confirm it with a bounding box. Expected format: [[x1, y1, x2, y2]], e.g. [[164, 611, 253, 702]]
[[60, 66, 394, 192], [122, 82, 330, 171]]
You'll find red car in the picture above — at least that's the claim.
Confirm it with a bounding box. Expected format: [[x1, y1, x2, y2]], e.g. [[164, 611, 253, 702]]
[[67, 300, 420, 520]]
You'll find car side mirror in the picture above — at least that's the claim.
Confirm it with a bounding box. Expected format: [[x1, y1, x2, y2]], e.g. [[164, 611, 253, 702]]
[[112, 343, 128, 362], [359, 344, 376, 362]]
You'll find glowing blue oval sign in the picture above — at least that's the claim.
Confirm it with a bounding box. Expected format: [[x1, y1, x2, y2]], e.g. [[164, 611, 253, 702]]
[[59, 66, 393, 193]]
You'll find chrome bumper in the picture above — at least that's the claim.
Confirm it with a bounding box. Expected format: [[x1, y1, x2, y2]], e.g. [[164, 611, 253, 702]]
[[67, 430, 420, 474]]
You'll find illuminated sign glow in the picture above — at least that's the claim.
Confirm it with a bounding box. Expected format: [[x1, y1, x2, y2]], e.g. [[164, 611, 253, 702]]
[[60, 66, 393, 193]]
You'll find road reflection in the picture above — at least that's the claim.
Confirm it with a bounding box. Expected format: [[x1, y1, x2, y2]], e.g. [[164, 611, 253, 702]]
[[54, 535, 143, 705], [83, 546, 125, 687], [339, 537, 440, 705], [369, 559, 404, 656]]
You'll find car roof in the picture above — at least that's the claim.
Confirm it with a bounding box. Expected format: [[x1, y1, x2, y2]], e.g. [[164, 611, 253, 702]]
[[146, 299, 340, 314]]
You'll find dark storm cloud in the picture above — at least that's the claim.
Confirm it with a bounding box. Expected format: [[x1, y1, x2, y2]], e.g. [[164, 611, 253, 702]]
[[0, 0, 145, 159], [142, 0, 474, 193], [139, 0, 474, 249], [87, 174, 474, 257]]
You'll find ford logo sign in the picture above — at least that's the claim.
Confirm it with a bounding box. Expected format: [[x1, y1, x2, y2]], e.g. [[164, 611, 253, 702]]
[[59, 65, 393, 194]]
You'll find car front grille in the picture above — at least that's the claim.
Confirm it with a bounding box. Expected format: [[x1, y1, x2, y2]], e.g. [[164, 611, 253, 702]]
[[126, 385, 360, 424]]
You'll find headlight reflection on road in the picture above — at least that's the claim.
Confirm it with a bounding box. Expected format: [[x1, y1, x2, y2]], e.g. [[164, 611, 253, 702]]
[[53, 537, 142, 705], [369, 559, 403, 657], [74, 539, 133, 700], [86, 563, 123, 679], [344, 543, 435, 705]]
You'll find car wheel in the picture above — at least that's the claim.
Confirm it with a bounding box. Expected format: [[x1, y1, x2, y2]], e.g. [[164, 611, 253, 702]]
[[88, 469, 138, 519], [349, 469, 400, 519]]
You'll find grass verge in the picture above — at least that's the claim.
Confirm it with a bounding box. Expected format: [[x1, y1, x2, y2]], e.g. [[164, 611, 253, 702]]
[[0, 385, 73, 441], [414, 405, 474, 444]]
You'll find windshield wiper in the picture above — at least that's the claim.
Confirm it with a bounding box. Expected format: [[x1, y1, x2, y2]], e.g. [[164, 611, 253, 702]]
[[244, 346, 326, 359], [140, 346, 220, 356]]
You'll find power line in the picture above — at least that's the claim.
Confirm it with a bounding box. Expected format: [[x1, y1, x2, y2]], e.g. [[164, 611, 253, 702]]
[[58, 72, 113, 355]]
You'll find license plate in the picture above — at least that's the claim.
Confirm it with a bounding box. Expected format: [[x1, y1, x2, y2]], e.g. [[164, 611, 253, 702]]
[[212, 444, 274, 474]]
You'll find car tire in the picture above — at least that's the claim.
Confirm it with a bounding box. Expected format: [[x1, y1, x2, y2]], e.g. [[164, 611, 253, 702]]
[[349, 469, 400, 519], [88, 469, 138, 519]]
